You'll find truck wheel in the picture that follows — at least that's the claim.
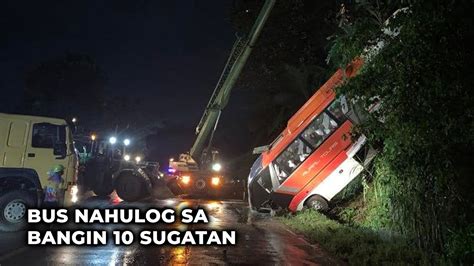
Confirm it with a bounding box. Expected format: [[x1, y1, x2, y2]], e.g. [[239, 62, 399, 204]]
[[0, 190, 35, 232], [305, 195, 329, 212], [115, 173, 145, 202], [93, 185, 113, 197], [194, 178, 207, 192]]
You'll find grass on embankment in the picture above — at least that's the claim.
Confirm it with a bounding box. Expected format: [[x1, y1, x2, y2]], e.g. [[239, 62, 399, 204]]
[[279, 210, 427, 265]]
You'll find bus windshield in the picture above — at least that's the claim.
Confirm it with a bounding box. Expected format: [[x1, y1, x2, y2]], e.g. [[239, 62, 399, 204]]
[[248, 155, 263, 182]]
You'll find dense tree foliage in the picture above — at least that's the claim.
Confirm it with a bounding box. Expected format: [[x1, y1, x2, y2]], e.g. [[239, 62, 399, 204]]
[[234, 0, 473, 262], [328, 1, 474, 262]]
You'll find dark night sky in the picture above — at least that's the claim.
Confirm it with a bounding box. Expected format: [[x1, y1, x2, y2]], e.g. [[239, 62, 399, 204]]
[[0, 0, 254, 166]]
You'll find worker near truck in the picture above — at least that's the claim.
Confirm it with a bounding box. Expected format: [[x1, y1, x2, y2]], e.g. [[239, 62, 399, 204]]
[[43, 165, 65, 208]]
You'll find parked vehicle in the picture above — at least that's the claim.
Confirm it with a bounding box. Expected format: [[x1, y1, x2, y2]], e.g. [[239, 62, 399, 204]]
[[81, 137, 166, 202], [0, 113, 78, 231]]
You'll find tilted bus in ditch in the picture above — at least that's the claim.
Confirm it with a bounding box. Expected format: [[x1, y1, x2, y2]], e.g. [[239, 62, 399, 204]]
[[248, 59, 377, 212], [247, 8, 408, 213]]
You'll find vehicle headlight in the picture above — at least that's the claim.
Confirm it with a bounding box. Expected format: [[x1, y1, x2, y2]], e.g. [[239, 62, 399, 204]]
[[181, 175, 191, 185], [211, 176, 220, 186], [212, 163, 222, 172], [135, 156, 141, 163], [70, 185, 79, 203]]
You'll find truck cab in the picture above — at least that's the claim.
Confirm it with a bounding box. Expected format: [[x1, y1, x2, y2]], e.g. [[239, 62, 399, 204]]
[[0, 113, 78, 231]]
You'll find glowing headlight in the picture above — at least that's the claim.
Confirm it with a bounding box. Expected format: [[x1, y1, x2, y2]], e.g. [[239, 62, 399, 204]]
[[70, 185, 78, 203], [123, 138, 130, 146], [212, 163, 222, 172], [135, 156, 141, 163], [211, 176, 220, 186], [181, 175, 191, 185], [109, 136, 117, 144]]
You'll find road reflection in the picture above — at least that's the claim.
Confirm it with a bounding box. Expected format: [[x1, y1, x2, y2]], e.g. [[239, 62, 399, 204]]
[[0, 198, 340, 265]]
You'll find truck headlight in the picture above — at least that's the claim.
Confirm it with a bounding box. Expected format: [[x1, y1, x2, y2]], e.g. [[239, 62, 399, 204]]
[[181, 175, 191, 185], [135, 156, 141, 163], [70, 185, 79, 203], [211, 176, 220, 186]]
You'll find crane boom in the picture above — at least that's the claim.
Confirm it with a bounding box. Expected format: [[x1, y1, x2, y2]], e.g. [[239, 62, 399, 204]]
[[189, 0, 276, 162]]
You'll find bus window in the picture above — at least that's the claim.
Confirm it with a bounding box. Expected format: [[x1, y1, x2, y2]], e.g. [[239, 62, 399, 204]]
[[272, 97, 349, 184], [327, 96, 351, 122], [273, 138, 312, 182], [301, 113, 338, 148]]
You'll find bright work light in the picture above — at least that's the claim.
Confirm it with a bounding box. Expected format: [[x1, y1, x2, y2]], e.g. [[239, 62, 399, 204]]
[[212, 163, 222, 172]]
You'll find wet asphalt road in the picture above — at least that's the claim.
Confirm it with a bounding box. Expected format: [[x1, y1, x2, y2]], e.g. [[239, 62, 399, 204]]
[[0, 195, 341, 265]]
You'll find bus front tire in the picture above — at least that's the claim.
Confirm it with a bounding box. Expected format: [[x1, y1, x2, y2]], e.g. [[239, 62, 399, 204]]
[[0, 190, 35, 232], [305, 195, 329, 212]]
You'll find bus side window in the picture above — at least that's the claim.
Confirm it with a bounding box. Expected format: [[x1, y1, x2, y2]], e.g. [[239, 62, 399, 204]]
[[301, 113, 338, 149], [328, 96, 351, 122], [274, 138, 312, 183], [273, 164, 287, 180]]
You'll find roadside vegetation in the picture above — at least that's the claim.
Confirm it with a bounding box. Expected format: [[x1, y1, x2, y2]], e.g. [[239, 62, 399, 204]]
[[234, 0, 473, 264], [324, 1, 473, 264], [280, 209, 426, 265]]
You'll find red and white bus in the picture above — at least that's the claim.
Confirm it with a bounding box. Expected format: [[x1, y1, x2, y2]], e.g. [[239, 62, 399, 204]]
[[248, 59, 378, 212], [247, 8, 408, 212]]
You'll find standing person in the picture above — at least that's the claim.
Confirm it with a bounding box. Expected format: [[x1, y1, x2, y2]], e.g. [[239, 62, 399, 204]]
[[43, 164, 65, 208]]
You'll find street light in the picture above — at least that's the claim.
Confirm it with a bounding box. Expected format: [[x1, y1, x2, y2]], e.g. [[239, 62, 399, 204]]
[[72, 117, 77, 123], [124, 154, 130, 161], [123, 138, 130, 146], [90, 134, 97, 155], [109, 136, 117, 145]]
